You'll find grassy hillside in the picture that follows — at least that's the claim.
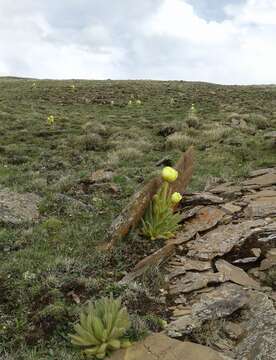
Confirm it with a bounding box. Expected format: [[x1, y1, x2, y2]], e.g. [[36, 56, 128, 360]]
[[0, 78, 275, 359]]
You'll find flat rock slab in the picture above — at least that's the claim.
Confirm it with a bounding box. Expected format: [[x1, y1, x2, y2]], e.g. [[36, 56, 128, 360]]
[[220, 202, 242, 214], [109, 333, 230, 360], [242, 171, 276, 189], [183, 192, 224, 205], [169, 271, 227, 295], [170, 206, 225, 245], [187, 219, 267, 260], [209, 183, 242, 197], [167, 283, 249, 338], [244, 196, 276, 218], [166, 259, 212, 280], [215, 259, 260, 289], [0, 189, 40, 225], [192, 283, 250, 321], [243, 189, 276, 201], [248, 168, 275, 178]]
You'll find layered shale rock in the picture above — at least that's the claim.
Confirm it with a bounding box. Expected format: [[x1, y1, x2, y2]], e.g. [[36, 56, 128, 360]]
[[121, 167, 276, 359]]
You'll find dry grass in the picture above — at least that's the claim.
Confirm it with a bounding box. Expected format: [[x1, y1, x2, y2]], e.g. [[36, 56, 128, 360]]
[[203, 126, 233, 142], [82, 120, 109, 136], [107, 147, 143, 165], [186, 114, 200, 129], [74, 133, 105, 151], [249, 113, 269, 130], [165, 132, 194, 151]]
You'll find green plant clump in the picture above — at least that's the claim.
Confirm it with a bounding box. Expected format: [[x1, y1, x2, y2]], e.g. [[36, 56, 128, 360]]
[[142, 167, 183, 240], [69, 295, 131, 359]]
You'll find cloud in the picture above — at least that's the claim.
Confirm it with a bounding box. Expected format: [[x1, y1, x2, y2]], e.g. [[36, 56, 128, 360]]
[[0, 0, 276, 84]]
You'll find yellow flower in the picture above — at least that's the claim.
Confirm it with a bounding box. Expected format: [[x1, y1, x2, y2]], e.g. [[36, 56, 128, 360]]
[[171, 192, 182, 204], [70, 84, 75, 90], [136, 99, 142, 105], [47, 115, 55, 125], [128, 100, 132, 105], [162, 167, 178, 183]]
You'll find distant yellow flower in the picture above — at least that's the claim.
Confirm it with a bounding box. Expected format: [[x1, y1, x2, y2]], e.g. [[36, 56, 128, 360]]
[[47, 115, 55, 125], [70, 84, 75, 90], [136, 99, 142, 105], [128, 100, 132, 105], [162, 167, 178, 183], [110, 100, 114, 106], [171, 192, 182, 204]]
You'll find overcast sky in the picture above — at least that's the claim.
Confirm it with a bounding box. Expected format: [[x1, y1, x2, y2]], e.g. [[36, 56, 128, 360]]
[[1, 0, 276, 84]]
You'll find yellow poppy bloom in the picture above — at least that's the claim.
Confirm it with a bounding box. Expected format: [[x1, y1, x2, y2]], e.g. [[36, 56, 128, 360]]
[[162, 167, 178, 183], [171, 192, 182, 204], [47, 115, 55, 125]]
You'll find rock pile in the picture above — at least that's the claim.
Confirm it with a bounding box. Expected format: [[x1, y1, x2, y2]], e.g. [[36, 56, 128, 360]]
[[165, 167, 276, 359], [121, 167, 276, 359]]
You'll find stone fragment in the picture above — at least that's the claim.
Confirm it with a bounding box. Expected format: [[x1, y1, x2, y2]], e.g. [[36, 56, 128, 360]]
[[245, 222, 276, 252], [0, 188, 40, 225], [192, 283, 250, 321], [244, 196, 276, 218], [243, 189, 276, 201], [169, 271, 227, 295], [260, 258, 276, 271], [183, 192, 224, 205], [179, 205, 204, 221], [215, 259, 260, 289], [172, 307, 192, 318], [248, 168, 275, 178], [260, 248, 276, 271], [166, 259, 212, 280], [109, 333, 231, 360], [242, 171, 276, 189], [209, 183, 242, 197], [167, 284, 249, 338], [223, 322, 244, 341], [220, 202, 241, 214], [170, 206, 225, 245], [166, 266, 187, 280], [251, 248, 262, 257], [234, 292, 276, 360], [187, 219, 267, 260]]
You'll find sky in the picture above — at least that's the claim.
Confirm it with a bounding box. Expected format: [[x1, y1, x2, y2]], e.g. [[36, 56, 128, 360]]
[[1, 0, 276, 84]]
